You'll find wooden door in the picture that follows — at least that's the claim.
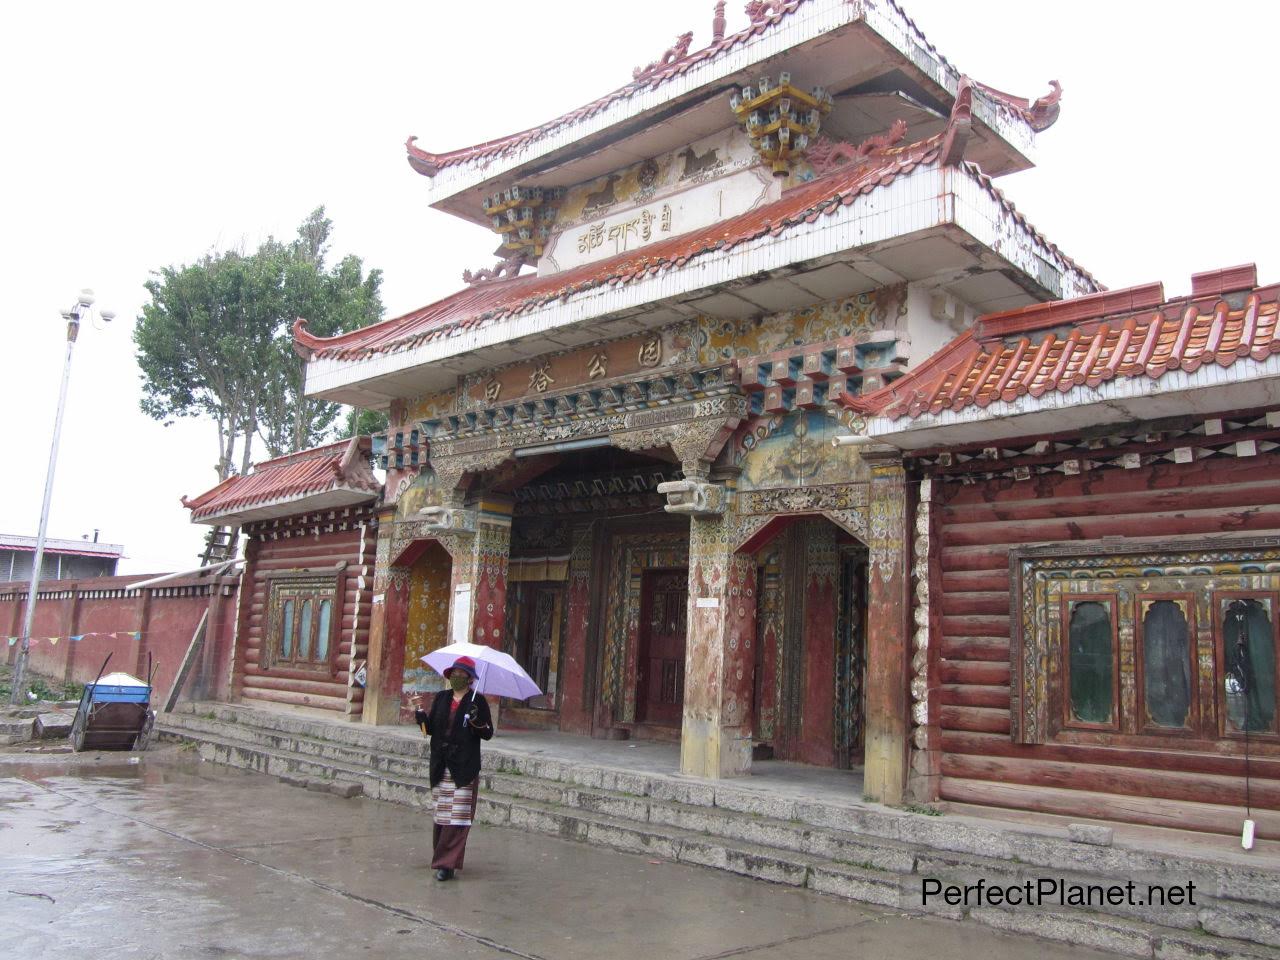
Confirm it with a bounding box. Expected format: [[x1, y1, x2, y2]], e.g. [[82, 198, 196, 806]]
[[513, 583, 562, 706], [834, 547, 867, 768], [637, 569, 688, 725], [527, 586, 560, 697]]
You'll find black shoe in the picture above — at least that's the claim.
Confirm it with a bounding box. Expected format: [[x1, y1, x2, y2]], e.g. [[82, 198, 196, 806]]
[[434, 868, 452, 881]]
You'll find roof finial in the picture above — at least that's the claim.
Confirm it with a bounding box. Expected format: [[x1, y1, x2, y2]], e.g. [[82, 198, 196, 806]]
[[712, 1, 726, 41], [633, 32, 694, 81], [745, 1, 785, 24]]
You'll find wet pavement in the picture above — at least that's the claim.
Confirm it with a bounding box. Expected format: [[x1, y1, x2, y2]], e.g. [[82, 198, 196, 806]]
[[1, 745, 1115, 960]]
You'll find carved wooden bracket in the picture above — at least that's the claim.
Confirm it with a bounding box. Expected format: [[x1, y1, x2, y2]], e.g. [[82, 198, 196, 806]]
[[656, 478, 725, 516], [429, 449, 514, 502], [610, 395, 746, 469], [416, 504, 477, 536]]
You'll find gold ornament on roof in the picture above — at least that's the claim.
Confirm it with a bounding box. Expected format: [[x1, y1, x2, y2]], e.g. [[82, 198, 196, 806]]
[[481, 184, 566, 260], [729, 72, 833, 177]]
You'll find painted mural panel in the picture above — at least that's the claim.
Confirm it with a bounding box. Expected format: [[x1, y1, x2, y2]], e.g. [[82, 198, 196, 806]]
[[402, 543, 452, 697], [696, 286, 908, 363], [555, 127, 758, 227], [736, 410, 868, 491]]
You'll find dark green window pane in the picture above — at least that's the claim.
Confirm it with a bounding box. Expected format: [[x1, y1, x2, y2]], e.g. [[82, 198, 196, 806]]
[[299, 600, 313, 658], [281, 600, 294, 658], [1143, 600, 1191, 727], [1069, 601, 1113, 724], [1224, 599, 1276, 733]]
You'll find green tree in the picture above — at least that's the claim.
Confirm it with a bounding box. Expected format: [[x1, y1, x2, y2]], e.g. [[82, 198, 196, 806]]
[[134, 208, 383, 481], [257, 209, 383, 457], [135, 250, 282, 480], [345, 406, 389, 438]]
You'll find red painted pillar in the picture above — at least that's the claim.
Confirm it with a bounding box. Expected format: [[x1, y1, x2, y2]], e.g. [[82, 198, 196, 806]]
[[558, 531, 594, 734], [800, 524, 838, 767]]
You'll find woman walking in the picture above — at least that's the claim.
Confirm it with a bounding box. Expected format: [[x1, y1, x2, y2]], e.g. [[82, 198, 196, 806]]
[[414, 655, 493, 881]]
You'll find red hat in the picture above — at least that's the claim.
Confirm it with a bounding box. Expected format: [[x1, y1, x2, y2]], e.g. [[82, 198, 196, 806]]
[[445, 655, 477, 680]]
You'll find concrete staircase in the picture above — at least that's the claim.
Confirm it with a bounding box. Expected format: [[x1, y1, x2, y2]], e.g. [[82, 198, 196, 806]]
[[159, 702, 1280, 960]]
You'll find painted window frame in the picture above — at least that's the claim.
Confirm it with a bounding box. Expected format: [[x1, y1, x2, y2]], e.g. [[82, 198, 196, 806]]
[[264, 572, 341, 674], [1010, 535, 1280, 750], [1059, 593, 1120, 733], [1134, 593, 1199, 737], [1213, 589, 1280, 743]]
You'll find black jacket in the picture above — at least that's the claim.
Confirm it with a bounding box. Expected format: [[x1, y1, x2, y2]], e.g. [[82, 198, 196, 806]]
[[415, 688, 493, 788]]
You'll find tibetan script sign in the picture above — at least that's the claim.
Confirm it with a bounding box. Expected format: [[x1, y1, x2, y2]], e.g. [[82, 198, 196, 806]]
[[540, 166, 777, 275]]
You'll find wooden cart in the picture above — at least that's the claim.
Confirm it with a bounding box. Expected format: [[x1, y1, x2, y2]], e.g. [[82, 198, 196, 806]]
[[69, 658, 156, 752]]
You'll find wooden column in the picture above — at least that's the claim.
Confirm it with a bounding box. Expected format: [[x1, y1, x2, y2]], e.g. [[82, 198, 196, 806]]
[[227, 538, 257, 703], [363, 508, 408, 726], [558, 523, 596, 734], [445, 497, 511, 730], [680, 509, 758, 779], [863, 456, 911, 804]]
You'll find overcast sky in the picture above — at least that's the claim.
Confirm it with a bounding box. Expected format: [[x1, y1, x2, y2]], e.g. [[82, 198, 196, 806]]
[[2, 0, 1276, 575]]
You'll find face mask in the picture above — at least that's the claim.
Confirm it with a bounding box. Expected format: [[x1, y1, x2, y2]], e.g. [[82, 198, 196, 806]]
[[449, 674, 470, 692]]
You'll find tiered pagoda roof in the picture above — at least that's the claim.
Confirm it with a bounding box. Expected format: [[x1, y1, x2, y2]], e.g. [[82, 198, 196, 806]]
[[404, 0, 1064, 223], [299, 78, 1097, 406]]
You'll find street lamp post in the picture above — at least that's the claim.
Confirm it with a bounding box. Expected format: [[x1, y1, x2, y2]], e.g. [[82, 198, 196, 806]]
[[9, 290, 113, 704]]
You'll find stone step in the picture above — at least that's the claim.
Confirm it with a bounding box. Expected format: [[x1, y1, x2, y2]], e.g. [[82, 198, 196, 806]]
[[160, 711, 1280, 955], [161, 707, 1280, 913], [0, 717, 35, 745], [165, 713, 919, 873]]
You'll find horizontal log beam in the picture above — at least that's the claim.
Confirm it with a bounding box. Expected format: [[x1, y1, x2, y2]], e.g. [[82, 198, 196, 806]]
[[938, 660, 1010, 686], [940, 704, 1010, 734], [941, 729, 1280, 777], [940, 777, 1280, 839], [940, 684, 1010, 709], [943, 752, 1280, 809]]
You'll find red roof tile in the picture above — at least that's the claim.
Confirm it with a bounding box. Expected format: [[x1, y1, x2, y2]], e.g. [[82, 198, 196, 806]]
[[845, 267, 1280, 422], [182, 437, 380, 522]]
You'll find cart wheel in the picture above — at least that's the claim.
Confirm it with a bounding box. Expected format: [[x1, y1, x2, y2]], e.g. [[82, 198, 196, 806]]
[[70, 711, 86, 753], [133, 711, 156, 752]]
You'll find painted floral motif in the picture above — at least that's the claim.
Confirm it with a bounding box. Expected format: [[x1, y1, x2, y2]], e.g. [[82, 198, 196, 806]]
[[403, 544, 451, 696], [696, 286, 907, 363], [736, 410, 868, 490], [600, 532, 690, 721]]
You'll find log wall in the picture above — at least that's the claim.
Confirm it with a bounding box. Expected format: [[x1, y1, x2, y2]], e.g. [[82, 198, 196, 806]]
[[934, 452, 1280, 837], [235, 515, 376, 718]]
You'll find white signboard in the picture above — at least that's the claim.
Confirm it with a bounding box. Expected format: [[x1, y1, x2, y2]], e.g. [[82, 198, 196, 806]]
[[540, 166, 777, 275], [450, 583, 472, 645], [695, 597, 720, 609]]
